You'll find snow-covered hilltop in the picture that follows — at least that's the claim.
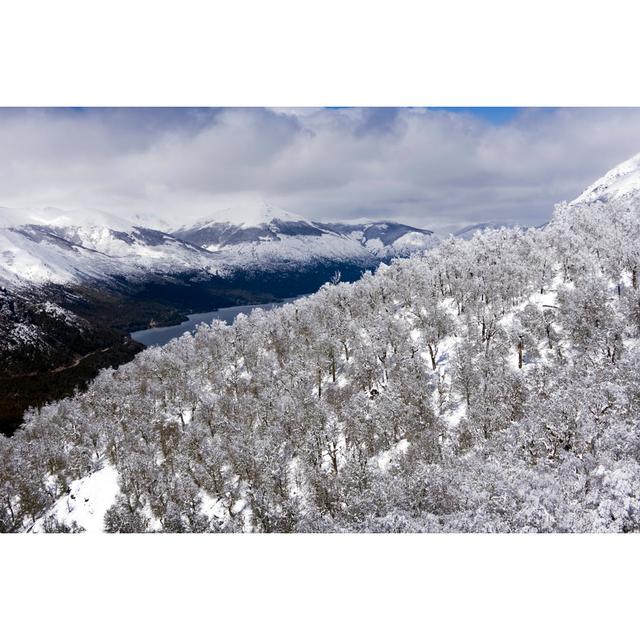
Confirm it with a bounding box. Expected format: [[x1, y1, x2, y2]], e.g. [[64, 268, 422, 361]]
[[0, 205, 229, 287], [571, 151, 640, 205], [0, 221, 223, 287]]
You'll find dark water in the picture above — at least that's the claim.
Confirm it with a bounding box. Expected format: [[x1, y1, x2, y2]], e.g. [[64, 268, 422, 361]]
[[131, 297, 300, 348]]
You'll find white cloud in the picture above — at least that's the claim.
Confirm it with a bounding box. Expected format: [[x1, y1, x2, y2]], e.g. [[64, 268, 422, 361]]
[[0, 107, 639, 232]]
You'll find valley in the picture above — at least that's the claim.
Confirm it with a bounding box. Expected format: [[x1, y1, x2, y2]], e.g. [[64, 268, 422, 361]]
[[0, 264, 369, 435]]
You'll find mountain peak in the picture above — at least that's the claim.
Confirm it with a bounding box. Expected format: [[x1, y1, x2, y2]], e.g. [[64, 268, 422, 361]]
[[185, 201, 307, 230], [572, 151, 640, 205]]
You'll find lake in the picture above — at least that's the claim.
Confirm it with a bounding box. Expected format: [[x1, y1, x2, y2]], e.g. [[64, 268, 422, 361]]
[[131, 297, 300, 348]]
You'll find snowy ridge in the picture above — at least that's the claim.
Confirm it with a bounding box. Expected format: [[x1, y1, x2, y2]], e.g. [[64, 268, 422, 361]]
[[315, 220, 438, 258], [0, 222, 228, 287], [0, 203, 436, 288], [572, 152, 640, 205], [0, 226, 118, 285]]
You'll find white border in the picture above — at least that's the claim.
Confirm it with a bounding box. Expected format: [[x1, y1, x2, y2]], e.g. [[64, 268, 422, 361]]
[[1, 0, 639, 106], [2, 533, 638, 639]]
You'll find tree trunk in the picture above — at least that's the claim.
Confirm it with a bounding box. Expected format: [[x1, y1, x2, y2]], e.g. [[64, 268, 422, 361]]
[[517, 336, 524, 369], [427, 343, 437, 370], [6, 497, 15, 525], [329, 443, 339, 475]]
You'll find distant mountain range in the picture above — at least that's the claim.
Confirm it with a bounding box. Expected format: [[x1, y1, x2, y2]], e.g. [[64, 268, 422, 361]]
[[0, 202, 438, 289]]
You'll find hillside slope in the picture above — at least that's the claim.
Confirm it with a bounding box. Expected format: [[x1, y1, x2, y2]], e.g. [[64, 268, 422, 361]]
[[572, 152, 640, 205]]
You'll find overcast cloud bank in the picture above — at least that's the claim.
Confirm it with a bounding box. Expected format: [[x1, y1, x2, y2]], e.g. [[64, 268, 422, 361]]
[[0, 107, 639, 232]]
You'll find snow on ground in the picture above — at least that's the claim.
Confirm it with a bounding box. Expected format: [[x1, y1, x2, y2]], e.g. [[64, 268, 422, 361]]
[[30, 463, 120, 533], [0, 227, 81, 285], [376, 438, 410, 471], [41, 301, 81, 325], [442, 401, 466, 429], [199, 490, 228, 523], [10, 322, 41, 345], [218, 231, 373, 268]]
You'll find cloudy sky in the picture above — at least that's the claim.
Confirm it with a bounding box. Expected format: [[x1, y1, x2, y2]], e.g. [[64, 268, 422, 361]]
[[0, 107, 639, 233]]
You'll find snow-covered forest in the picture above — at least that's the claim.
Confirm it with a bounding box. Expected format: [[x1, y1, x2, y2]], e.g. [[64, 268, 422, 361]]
[[2, 195, 640, 533]]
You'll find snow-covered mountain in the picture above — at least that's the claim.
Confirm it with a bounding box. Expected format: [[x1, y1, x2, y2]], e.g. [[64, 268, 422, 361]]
[[314, 219, 438, 257], [173, 203, 438, 268], [173, 202, 377, 269], [0, 203, 436, 289], [451, 152, 640, 239], [0, 207, 226, 288], [572, 152, 640, 205]]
